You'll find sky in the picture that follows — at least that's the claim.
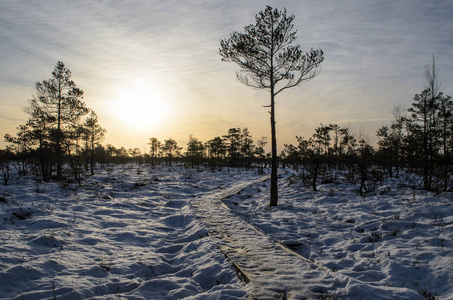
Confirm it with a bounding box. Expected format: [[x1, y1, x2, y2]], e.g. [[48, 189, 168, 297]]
[[1, 0, 453, 152]]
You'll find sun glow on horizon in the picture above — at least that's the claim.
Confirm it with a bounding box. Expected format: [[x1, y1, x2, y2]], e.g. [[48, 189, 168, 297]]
[[111, 79, 171, 129]]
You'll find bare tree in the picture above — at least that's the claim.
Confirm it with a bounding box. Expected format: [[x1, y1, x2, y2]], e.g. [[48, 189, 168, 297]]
[[219, 6, 324, 206]]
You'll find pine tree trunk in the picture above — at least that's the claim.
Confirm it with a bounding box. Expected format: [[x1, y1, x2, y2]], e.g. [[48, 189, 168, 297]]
[[423, 112, 430, 190], [56, 83, 62, 179], [269, 90, 278, 207], [443, 123, 449, 191], [90, 135, 95, 175], [312, 158, 318, 192]]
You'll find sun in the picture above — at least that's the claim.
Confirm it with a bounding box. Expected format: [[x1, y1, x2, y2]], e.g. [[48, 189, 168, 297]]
[[113, 80, 170, 129]]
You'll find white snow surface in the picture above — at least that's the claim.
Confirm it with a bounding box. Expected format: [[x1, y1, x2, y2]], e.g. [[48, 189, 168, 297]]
[[0, 164, 451, 299]]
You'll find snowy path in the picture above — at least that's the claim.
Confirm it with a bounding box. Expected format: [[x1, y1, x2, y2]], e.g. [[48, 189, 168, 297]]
[[192, 175, 420, 299], [192, 175, 336, 299]]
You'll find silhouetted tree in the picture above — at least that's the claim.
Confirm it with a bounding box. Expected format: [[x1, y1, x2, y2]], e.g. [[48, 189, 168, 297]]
[[256, 136, 268, 174], [294, 125, 332, 191], [240, 128, 255, 169], [206, 137, 226, 167], [313, 124, 332, 155], [282, 143, 298, 169], [31, 61, 88, 178], [84, 111, 106, 175], [129, 148, 143, 164], [296, 136, 321, 191], [377, 107, 406, 178], [329, 124, 340, 158], [186, 135, 204, 168], [406, 57, 444, 190], [220, 6, 324, 206], [0, 148, 13, 185], [407, 89, 438, 189], [161, 139, 181, 166], [116, 147, 129, 163], [223, 128, 242, 169], [148, 137, 161, 167], [357, 139, 376, 195], [4, 125, 33, 177]]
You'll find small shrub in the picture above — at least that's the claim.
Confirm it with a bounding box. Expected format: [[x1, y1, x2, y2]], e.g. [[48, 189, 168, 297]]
[[131, 182, 146, 189], [12, 208, 33, 220], [368, 231, 382, 242], [417, 286, 438, 300], [355, 227, 365, 233], [99, 263, 110, 272], [387, 229, 399, 236], [344, 217, 355, 224], [371, 231, 382, 238]]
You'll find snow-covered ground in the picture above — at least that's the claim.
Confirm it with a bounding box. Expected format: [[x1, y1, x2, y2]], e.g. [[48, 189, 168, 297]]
[[0, 165, 451, 299], [222, 170, 453, 299]]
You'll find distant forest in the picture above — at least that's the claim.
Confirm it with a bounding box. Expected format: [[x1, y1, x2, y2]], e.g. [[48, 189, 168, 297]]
[[1, 59, 452, 194]]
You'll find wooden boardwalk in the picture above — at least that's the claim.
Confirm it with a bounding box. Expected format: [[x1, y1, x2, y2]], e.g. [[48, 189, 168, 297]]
[[192, 176, 338, 299]]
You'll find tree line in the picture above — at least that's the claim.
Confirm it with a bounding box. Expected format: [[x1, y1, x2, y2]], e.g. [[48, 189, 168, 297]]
[[145, 128, 268, 171], [282, 58, 452, 194], [55, 128, 269, 172]]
